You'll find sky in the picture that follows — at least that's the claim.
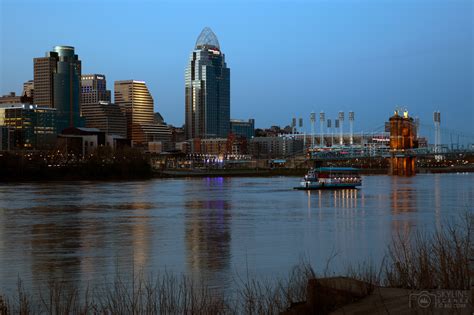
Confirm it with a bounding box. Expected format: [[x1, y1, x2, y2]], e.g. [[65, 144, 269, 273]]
[[1, 0, 473, 141]]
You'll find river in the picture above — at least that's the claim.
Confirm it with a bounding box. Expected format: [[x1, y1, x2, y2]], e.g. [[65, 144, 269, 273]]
[[0, 173, 472, 294]]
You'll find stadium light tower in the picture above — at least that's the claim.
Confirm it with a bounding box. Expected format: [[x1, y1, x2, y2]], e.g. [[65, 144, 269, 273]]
[[338, 111, 344, 146], [327, 119, 332, 146], [434, 111, 442, 160], [319, 112, 325, 147], [310, 112, 316, 148], [349, 111, 354, 145]]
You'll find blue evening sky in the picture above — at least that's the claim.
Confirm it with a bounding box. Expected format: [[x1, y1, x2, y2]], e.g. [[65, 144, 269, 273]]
[[1, 0, 473, 140]]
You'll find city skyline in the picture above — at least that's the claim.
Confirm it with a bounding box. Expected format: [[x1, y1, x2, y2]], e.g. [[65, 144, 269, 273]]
[[1, 0, 472, 136]]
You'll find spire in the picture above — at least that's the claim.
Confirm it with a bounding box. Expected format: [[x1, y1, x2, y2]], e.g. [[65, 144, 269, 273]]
[[195, 27, 220, 50]]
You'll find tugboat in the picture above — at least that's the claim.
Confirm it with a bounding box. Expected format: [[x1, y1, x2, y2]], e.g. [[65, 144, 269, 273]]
[[294, 167, 362, 190]]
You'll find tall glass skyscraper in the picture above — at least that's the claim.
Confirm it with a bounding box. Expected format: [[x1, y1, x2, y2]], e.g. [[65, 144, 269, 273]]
[[185, 27, 230, 139], [34, 46, 82, 131]]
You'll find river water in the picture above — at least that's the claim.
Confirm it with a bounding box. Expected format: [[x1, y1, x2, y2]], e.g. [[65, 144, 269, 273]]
[[0, 173, 472, 294]]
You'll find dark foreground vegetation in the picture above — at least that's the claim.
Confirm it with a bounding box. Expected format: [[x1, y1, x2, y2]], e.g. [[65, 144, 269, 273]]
[[0, 212, 471, 314]]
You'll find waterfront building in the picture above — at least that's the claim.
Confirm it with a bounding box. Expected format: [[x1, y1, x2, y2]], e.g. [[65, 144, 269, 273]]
[[230, 119, 255, 139], [249, 136, 304, 159], [23, 80, 34, 98], [59, 127, 129, 154], [199, 138, 228, 155], [114, 80, 169, 147], [0, 103, 57, 150], [185, 27, 230, 139], [0, 92, 33, 104], [33, 45, 82, 131]]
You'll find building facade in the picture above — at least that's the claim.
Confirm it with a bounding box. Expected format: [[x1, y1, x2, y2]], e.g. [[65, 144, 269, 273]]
[[33, 45, 82, 131], [230, 119, 255, 139], [114, 80, 169, 146], [80, 74, 126, 136], [81, 101, 127, 137], [23, 80, 34, 98], [388, 110, 418, 176], [249, 136, 304, 159], [81, 74, 111, 105], [185, 27, 230, 140], [0, 103, 57, 150]]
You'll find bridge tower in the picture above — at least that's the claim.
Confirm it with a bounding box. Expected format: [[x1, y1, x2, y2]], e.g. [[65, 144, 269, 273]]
[[310, 112, 316, 148], [389, 109, 418, 176]]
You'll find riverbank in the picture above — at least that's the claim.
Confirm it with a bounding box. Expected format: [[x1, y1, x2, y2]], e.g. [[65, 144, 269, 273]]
[[2, 165, 472, 181], [154, 165, 474, 178]]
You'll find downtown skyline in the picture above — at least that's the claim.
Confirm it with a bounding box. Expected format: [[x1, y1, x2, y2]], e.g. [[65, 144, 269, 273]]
[[1, 0, 472, 137]]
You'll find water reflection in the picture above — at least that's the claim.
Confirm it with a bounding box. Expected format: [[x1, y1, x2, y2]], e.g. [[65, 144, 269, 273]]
[[20, 201, 86, 295], [185, 178, 232, 288], [390, 177, 417, 235]]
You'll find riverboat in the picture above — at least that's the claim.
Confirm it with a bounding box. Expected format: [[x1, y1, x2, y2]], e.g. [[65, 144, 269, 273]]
[[294, 167, 362, 190]]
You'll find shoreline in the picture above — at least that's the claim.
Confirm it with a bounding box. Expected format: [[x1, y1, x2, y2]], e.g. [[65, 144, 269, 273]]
[[1, 166, 473, 182], [154, 165, 474, 178]]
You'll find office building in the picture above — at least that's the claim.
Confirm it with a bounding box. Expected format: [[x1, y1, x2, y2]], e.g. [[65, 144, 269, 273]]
[[230, 119, 255, 139], [80, 74, 125, 136], [23, 80, 34, 98], [185, 27, 230, 139], [0, 103, 57, 150], [114, 80, 169, 146], [81, 74, 111, 105], [81, 101, 127, 137], [33, 45, 82, 131]]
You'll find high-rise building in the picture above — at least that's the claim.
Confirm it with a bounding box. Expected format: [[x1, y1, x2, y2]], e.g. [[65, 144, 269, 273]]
[[80, 74, 125, 136], [33, 45, 82, 131], [114, 80, 168, 146], [81, 74, 111, 105], [230, 119, 255, 139], [185, 27, 230, 140], [23, 80, 34, 98], [81, 101, 127, 137]]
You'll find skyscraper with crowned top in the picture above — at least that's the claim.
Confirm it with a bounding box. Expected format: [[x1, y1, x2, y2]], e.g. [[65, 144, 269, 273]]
[[185, 27, 230, 140]]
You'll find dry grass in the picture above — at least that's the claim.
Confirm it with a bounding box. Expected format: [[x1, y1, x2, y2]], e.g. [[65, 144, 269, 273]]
[[384, 211, 472, 290], [1, 212, 471, 314]]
